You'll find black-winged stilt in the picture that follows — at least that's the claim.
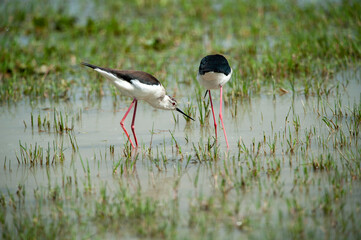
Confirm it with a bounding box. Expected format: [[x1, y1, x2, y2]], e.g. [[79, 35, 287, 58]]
[[82, 62, 194, 148], [197, 54, 232, 148]]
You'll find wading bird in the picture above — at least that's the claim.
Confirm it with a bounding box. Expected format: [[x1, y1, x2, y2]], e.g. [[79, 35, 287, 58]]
[[82, 62, 194, 148], [197, 54, 232, 148]]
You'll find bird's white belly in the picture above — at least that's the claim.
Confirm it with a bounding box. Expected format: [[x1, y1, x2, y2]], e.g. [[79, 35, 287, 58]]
[[114, 79, 164, 101], [197, 71, 232, 90]]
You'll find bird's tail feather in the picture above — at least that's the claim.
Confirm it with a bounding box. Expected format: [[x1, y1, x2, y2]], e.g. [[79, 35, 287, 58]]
[[81, 62, 99, 69]]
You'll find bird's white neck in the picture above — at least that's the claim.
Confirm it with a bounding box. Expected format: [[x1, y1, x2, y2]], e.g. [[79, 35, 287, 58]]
[[145, 95, 174, 110]]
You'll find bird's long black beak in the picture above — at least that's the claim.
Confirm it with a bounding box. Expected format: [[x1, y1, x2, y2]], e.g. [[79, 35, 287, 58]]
[[176, 108, 195, 121], [204, 90, 209, 98]]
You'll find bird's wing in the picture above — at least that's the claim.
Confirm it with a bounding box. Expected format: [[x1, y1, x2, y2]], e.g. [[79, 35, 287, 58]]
[[82, 62, 160, 86]]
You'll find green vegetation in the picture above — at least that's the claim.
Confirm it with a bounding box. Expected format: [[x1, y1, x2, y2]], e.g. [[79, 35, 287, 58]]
[[1, 0, 361, 239], [1, 0, 360, 102]]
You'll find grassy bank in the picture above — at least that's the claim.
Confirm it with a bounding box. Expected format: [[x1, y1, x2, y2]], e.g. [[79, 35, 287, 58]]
[[1, 0, 360, 102]]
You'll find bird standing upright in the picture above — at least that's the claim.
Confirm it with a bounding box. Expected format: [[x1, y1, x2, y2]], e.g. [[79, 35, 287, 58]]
[[82, 62, 194, 148], [197, 54, 232, 148]]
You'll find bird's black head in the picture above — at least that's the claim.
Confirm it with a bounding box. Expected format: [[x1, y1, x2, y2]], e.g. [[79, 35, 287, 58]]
[[199, 54, 232, 76]]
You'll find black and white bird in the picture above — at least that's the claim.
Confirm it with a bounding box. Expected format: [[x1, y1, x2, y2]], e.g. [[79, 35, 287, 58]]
[[197, 54, 232, 148], [82, 62, 194, 148]]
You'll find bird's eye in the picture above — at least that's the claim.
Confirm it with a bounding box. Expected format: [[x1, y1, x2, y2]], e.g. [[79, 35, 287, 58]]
[[172, 102, 176, 106]]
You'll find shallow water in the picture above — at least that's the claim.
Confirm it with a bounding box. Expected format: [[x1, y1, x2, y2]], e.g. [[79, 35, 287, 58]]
[[1, 68, 360, 187], [0, 68, 360, 238]]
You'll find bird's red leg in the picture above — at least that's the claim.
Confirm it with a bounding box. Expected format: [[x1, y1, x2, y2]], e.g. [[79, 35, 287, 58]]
[[120, 99, 136, 148], [131, 99, 138, 147], [219, 86, 229, 148], [208, 90, 218, 140]]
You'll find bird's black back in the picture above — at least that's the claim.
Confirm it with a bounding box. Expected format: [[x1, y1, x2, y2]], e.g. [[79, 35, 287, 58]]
[[82, 62, 160, 86], [198, 54, 231, 76]]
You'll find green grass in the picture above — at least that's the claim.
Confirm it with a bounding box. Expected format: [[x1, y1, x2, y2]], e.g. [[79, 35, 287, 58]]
[[1, 0, 361, 239], [1, 0, 360, 103]]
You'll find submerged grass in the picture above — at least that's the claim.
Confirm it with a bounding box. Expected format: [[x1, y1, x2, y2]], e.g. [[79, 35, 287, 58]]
[[30, 109, 75, 133], [2, 93, 361, 239], [16, 139, 66, 166]]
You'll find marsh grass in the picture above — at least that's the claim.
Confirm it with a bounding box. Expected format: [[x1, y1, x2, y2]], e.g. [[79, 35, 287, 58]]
[[4, 103, 361, 239], [1, 0, 360, 103], [1, 0, 361, 239], [30, 109, 76, 134]]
